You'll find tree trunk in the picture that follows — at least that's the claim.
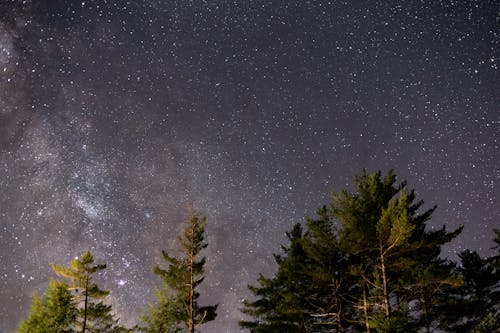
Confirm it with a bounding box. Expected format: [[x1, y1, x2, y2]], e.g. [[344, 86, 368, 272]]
[[379, 245, 390, 318], [188, 222, 195, 333], [334, 279, 344, 333], [421, 286, 430, 333], [363, 285, 371, 333], [82, 275, 88, 333]]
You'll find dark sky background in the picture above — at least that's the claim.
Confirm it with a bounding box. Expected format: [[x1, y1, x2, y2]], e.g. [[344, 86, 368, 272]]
[[0, 0, 498, 332]]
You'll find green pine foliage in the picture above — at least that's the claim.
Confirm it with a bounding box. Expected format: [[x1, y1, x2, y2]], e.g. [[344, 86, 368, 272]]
[[241, 170, 467, 333], [141, 289, 185, 333], [16, 292, 47, 333], [334, 170, 464, 332], [240, 223, 314, 332], [141, 213, 217, 333], [51, 251, 128, 333], [15, 280, 76, 333], [11, 170, 500, 333], [440, 248, 500, 332], [302, 208, 353, 332]]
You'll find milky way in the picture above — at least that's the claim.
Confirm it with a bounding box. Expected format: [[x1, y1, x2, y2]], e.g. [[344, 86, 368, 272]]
[[0, 1, 498, 332]]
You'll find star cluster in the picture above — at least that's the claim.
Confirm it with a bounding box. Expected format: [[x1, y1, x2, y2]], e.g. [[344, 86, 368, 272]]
[[0, 1, 498, 332]]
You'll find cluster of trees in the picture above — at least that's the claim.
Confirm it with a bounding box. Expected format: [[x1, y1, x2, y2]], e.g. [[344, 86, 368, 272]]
[[15, 214, 217, 333], [240, 170, 500, 332], [14, 170, 500, 332]]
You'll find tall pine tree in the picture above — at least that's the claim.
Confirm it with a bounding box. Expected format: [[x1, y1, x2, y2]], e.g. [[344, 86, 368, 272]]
[[333, 170, 462, 333], [142, 213, 217, 333], [241, 170, 463, 333], [51, 251, 127, 333]]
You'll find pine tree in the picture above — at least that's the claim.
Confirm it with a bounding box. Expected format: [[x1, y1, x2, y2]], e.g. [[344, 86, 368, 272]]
[[240, 223, 314, 332], [333, 171, 409, 331], [15, 279, 77, 333], [440, 248, 500, 332], [51, 251, 127, 333], [241, 170, 464, 333], [302, 207, 353, 332], [332, 170, 462, 333], [16, 292, 47, 333], [142, 213, 217, 333], [440, 228, 500, 332]]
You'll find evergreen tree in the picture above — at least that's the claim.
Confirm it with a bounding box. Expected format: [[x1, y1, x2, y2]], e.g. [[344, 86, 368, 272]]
[[16, 292, 47, 333], [441, 248, 500, 332], [52, 251, 127, 333], [142, 213, 217, 333], [241, 170, 463, 333], [332, 170, 461, 333], [15, 279, 76, 333], [302, 207, 353, 332], [240, 223, 315, 332]]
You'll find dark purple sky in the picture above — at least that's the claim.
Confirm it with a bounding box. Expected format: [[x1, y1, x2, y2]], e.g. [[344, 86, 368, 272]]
[[0, 1, 498, 332]]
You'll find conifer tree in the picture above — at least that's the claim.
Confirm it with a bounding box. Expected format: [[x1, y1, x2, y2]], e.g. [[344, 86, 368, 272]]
[[241, 170, 464, 333], [142, 213, 217, 333], [16, 292, 47, 333], [51, 251, 126, 333], [302, 207, 353, 332], [333, 170, 462, 333], [15, 280, 76, 333], [441, 247, 500, 332], [240, 223, 314, 332]]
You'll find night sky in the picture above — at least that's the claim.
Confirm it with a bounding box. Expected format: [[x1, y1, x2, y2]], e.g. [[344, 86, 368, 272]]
[[0, 1, 498, 332]]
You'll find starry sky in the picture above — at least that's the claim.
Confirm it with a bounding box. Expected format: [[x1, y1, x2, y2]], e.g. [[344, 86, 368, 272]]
[[0, 1, 498, 332]]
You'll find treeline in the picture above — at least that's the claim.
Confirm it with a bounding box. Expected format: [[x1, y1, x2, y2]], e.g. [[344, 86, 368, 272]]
[[15, 215, 216, 333], [240, 171, 500, 332], [14, 170, 500, 332]]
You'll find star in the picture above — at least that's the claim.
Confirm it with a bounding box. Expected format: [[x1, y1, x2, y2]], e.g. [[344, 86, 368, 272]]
[[0, 1, 498, 332]]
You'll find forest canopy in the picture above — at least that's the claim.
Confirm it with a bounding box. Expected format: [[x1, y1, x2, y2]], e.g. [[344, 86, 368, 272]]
[[13, 170, 500, 332]]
